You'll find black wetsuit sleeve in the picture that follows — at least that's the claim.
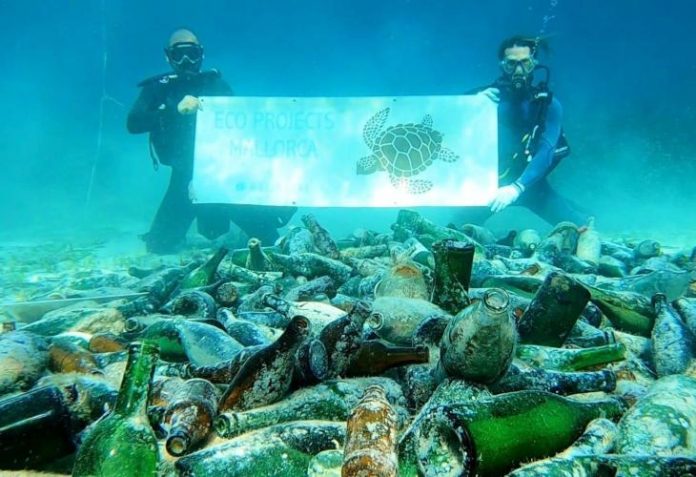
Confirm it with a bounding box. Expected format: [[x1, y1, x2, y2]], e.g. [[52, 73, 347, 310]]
[[208, 76, 233, 96], [126, 84, 163, 134], [517, 97, 563, 189]]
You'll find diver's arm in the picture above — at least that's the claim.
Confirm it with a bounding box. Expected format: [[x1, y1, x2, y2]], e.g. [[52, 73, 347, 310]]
[[516, 97, 563, 189], [126, 86, 163, 134]]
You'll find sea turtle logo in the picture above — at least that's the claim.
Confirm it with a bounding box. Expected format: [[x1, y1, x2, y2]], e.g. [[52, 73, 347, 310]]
[[356, 107, 459, 194]]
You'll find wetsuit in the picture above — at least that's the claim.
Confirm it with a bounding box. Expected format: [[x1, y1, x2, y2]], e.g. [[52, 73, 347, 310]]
[[127, 70, 296, 253], [460, 82, 588, 226]]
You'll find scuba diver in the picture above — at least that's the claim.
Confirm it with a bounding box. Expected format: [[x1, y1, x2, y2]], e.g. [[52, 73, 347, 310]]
[[127, 28, 296, 254], [463, 35, 589, 227]]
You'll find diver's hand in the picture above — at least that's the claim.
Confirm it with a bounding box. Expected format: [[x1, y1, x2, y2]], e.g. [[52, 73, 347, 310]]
[[178, 95, 201, 115], [489, 184, 523, 213], [478, 87, 500, 104]]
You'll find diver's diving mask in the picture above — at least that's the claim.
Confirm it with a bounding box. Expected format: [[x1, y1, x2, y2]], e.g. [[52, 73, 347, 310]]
[[165, 42, 204, 67], [499, 57, 537, 75]]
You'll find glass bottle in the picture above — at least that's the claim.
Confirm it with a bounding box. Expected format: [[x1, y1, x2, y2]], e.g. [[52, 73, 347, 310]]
[[72, 341, 160, 477], [342, 385, 398, 477], [516, 271, 590, 347], [416, 390, 626, 476], [439, 288, 516, 383], [431, 239, 475, 314], [515, 342, 626, 372], [180, 246, 228, 289]]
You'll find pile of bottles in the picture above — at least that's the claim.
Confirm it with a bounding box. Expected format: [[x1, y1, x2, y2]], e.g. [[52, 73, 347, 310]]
[[1, 211, 696, 476]]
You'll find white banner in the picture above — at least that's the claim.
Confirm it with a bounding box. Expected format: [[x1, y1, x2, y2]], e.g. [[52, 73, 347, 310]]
[[192, 95, 498, 207]]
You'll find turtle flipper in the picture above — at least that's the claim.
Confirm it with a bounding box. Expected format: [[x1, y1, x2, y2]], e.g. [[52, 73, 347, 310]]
[[363, 107, 390, 148], [421, 114, 433, 129], [436, 147, 459, 163], [357, 155, 380, 175], [390, 175, 433, 194]]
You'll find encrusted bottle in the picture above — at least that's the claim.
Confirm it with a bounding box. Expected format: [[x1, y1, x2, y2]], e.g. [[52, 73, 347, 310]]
[[431, 239, 475, 314], [489, 360, 617, 395], [651, 293, 695, 377], [415, 390, 626, 476], [342, 385, 399, 477], [302, 213, 341, 259], [515, 342, 626, 372], [0, 331, 49, 395], [218, 315, 310, 412], [175, 421, 346, 477], [245, 237, 272, 271], [215, 377, 405, 439], [439, 288, 516, 383], [161, 378, 220, 456]]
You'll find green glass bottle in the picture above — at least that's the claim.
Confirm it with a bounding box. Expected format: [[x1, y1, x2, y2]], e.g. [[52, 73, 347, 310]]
[[586, 285, 654, 336], [507, 418, 617, 476], [415, 390, 626, 477], [72, 341, 160, 477], [180, 246, 229, 289], [515, 343, 626, 372]]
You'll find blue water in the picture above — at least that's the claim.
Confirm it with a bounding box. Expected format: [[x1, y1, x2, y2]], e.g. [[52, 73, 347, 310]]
[[1, 0, 695, 246]]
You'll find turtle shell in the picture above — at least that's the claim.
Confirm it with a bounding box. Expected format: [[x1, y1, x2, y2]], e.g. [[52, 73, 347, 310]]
[[373, 123, 443, 178]]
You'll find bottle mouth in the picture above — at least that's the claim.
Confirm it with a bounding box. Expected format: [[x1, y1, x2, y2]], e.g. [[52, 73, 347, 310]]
[[166, 431, 191, 457], [214, 413, 239, 438], [308, 339, 329, 381], [366, 312, 385, 330], [416, 406, 475, 477], [124, 318, 143, 333], [483, 288, 510, 312]]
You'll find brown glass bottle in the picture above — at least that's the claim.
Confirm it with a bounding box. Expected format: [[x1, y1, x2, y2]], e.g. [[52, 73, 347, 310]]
[[347, 340, 430, 377], [162, 378, 220, 456], [343, 385, 399, 477]]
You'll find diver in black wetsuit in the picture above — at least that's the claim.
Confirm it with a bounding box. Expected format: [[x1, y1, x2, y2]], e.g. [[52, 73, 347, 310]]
[[127, 28, 296, 254], [463, 35, 588, 227]]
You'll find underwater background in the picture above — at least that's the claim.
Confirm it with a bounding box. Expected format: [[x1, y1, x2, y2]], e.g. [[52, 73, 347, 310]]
[[1, 0, 695, 248]]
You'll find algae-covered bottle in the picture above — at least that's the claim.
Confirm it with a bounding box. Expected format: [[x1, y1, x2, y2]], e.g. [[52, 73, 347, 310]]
[[218, 315, 310, 412], [651, 293, 695, 377], [431, 239, 475, 314], [515, 342, 626, 372], [489, 360, 617, 395], [439, 288, 516, 383], [72, 341, 160, 477], [416, 390, 626, 476], [215, 377, 404, 439], [517, 271, 590, 347], [180, 246, 228, 289]]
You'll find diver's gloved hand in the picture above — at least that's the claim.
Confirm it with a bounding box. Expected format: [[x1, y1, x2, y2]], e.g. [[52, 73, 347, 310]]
[[478, 87, 501, 103], [178, 95, 202, 114], [489, 183, 524, 213]]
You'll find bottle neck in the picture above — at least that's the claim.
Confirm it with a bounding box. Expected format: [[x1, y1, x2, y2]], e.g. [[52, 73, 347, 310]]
[[200, 247, 229, 276], [114, 342, 159, 417]]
